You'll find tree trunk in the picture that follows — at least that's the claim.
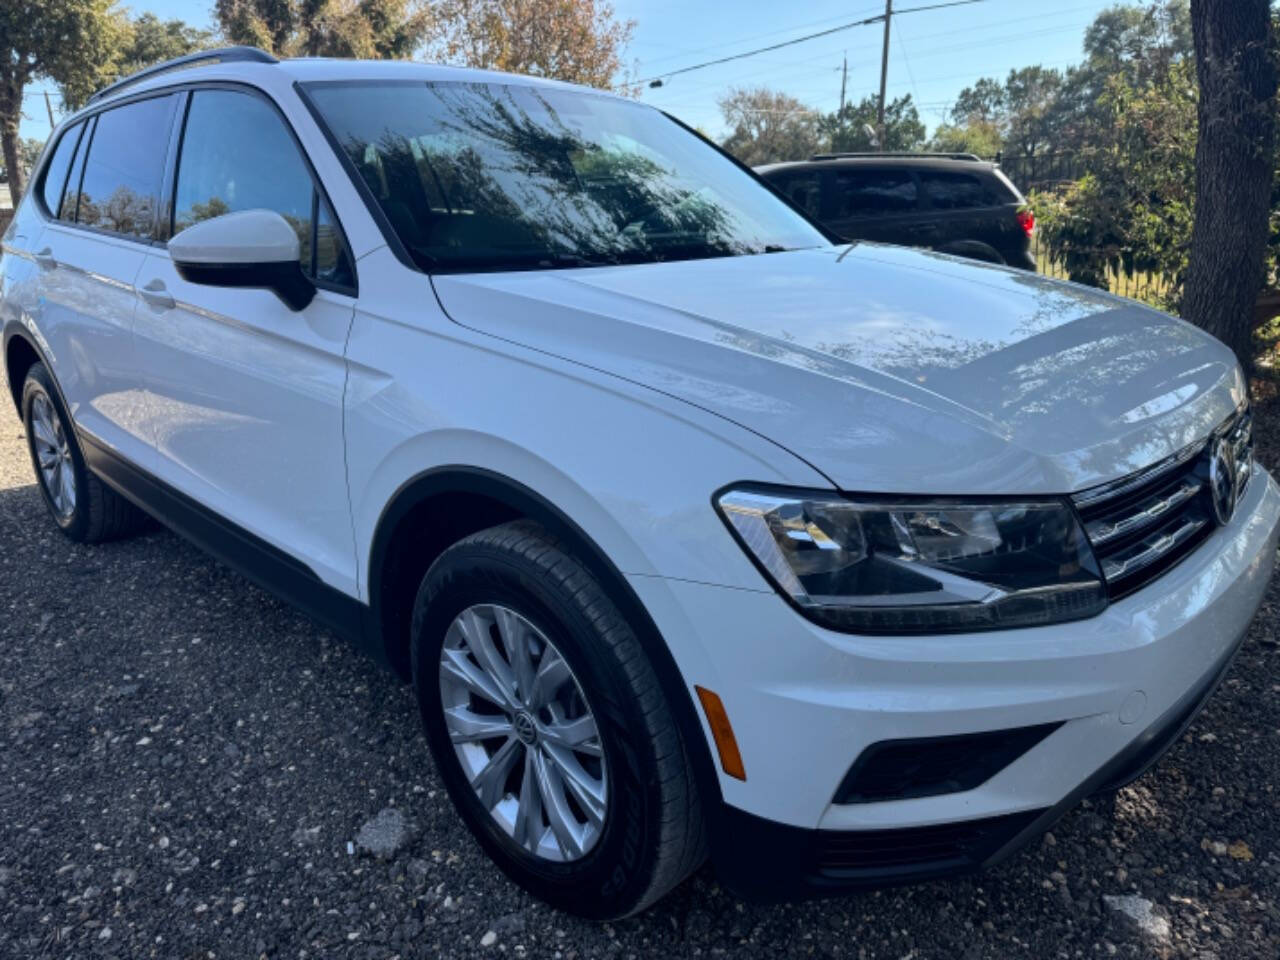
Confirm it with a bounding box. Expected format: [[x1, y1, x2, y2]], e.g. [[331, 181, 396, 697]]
[[0, 73, 25, 205], [1183, 0, 1277, 369]]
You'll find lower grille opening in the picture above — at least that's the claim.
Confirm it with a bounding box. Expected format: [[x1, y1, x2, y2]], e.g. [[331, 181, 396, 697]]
[[833, 722, 1063, 805], [816, 810, 1042, 876]]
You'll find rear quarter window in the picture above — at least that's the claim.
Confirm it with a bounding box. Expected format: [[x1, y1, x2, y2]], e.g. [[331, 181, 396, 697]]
[[831, 168, 917, 218], [38, 123, 83, 217], [919, 171, 1011, 210]]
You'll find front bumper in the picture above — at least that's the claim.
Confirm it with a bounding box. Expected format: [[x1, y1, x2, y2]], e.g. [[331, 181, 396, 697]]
[[628, 469, 1280, 898], [712, 625, 1245, 899]]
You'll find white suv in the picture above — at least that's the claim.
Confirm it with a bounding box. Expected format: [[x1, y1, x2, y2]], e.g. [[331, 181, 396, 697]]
[[4, 48, 1278, 919]]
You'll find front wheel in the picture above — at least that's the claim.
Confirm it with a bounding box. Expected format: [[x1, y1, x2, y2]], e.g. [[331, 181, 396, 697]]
[[411, 521, 706, 918]]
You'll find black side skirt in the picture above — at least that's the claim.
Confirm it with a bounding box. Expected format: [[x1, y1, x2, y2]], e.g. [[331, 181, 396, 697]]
[[78, 431, 372, 651]]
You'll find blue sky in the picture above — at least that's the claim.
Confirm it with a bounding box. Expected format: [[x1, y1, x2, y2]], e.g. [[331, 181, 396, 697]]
[[19, 0, 1121, 142]]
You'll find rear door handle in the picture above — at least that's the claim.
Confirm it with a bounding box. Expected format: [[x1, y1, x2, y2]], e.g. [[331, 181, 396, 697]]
[[34, 247, 57, 270], [136, 278, 175, 310]]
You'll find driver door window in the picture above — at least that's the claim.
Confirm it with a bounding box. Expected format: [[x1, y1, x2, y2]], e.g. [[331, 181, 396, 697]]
[[173, 89, 353, 287]]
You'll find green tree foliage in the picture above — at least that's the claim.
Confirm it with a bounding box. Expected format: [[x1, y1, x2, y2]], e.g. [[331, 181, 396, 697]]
[[937, 65, 1065, 157], [20, 137, 44, 175], [435, 0, 635, 90], [937, 1, 1192, 158], [817, 94, 926, 153], [928, 120, 1001, 158], [717, 89, 926, 165], [951, 77, 1005, 126], [1050, 0, 1192, 151], [1002, 66, 1065, 157], [115, 13, 217, 81], [215, 0, 432, 58], [57, 12, 219, 112], [717, 87, 821, 166], [0, 0, 125, 200], [1031, 60, 1197, 304]]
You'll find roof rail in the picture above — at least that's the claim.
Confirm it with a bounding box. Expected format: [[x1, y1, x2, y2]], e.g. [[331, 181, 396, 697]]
[[809, 151, 985, 162], [88, 46, 278, 104]]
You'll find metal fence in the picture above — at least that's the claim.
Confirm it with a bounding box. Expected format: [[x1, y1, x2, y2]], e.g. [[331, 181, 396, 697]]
[[993, 151, 1098, 194]]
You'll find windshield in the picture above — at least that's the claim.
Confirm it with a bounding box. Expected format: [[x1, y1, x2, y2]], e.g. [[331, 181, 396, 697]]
[[304, 81, 830, 273]]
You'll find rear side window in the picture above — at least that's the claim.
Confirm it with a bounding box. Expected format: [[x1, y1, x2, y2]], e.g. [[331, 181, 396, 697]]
[[768, 171, 823, 218], [76, 95, 176, 240], [832, 169, 917, 218], [919, 171, 1007, 210], [39, 123, 83, 217], [174, 89, 354, 288]]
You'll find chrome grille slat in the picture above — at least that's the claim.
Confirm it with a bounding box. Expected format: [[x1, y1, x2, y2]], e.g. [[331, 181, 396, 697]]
[[1070, 440, 1203, 510], [1099, 514, 1210, 581], [1084, 478, 1203, 546]]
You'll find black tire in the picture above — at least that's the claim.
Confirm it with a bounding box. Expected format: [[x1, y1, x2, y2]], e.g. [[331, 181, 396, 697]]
[[411, 520, 707, 918], [21, 363, 150, 543]]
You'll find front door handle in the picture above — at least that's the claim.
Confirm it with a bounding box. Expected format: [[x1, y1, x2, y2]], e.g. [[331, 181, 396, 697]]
[[34, 247, 57, 270], [136, 278, 175, 310]]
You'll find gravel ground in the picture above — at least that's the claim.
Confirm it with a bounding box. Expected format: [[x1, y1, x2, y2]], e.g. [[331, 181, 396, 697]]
[[2, 370, 1279, 960]]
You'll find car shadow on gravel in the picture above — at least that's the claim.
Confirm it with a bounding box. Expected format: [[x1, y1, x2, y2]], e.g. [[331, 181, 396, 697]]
[[2, 447, 1279, 958]]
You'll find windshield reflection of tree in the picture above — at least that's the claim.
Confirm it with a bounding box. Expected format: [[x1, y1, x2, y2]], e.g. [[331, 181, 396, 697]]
[[346, 85, 747, 268]]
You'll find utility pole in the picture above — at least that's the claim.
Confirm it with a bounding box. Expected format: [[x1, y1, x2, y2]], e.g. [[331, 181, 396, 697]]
[[836, 53, 848, 151], [839, 51, 849, 115], [877, 0, 893, 152], [43, 90, 55, 129]]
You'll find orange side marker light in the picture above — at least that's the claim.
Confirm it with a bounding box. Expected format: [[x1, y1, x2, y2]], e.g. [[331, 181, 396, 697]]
[[695, 685, 746, 781]]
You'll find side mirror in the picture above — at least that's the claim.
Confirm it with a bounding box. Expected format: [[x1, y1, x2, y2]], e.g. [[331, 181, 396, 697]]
[[168, 209, 315, 311]]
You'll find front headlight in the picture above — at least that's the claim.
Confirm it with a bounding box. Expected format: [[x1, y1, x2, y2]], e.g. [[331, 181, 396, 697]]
[[716, 488, 1106, 633]]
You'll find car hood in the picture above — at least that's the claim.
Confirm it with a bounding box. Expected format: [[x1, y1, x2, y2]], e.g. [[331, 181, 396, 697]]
[[431, 244, 1245, 495]]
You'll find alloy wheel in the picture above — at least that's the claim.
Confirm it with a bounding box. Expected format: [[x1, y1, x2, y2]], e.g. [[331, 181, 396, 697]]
[[30, 392, 76, 518], [438, 603, 608, 862]]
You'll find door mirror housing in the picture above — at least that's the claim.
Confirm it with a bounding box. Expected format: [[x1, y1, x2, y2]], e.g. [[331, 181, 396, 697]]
[[168, 209, 315, 311]]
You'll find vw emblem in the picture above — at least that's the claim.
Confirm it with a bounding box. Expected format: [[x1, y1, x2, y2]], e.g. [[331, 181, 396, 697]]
[[1208, 436, 1239, 526], [513, 711, 538, 745]]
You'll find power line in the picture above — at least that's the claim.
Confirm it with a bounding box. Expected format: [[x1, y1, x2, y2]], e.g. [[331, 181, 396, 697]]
[[655, 57, 1080, 115], [635, 0, 989, 87], [644, 17, 1091, 106], [634, 4, 886, 71], [638, 2, 1100, 101]]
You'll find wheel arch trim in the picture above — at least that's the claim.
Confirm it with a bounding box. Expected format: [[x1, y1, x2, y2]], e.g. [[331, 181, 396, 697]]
[[4, 320, 63, 416]]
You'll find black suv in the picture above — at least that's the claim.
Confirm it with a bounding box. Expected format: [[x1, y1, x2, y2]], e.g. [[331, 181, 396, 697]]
[[757, 153, 1036, 271]]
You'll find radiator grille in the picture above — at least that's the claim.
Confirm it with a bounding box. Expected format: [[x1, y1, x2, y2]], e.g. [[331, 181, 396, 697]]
[[1073, 405, 1253, 600]]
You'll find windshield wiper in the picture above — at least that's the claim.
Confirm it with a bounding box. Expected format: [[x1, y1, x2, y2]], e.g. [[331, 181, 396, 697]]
[[541, 252, 630, 268]]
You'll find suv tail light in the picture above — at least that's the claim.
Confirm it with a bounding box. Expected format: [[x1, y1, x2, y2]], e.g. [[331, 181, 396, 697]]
[[1016, 209, 1036, 237]]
